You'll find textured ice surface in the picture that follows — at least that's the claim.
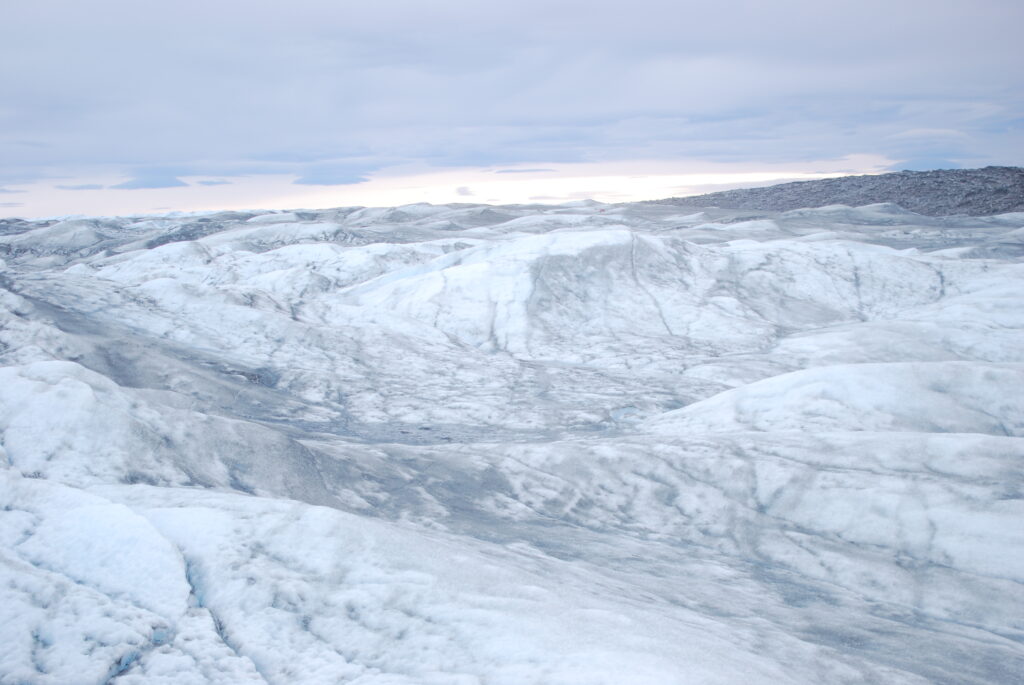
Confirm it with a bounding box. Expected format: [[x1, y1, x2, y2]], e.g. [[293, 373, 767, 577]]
[[1, 201, 1022, 683]]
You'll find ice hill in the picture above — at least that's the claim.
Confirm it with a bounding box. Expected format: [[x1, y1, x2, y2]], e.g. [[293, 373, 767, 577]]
[[665, 166, 1024, 216], [1, 199, 1023, 684]]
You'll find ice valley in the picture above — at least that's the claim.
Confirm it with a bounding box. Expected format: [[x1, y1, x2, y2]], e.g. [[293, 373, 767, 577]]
[[0, 200, 1022, 684]]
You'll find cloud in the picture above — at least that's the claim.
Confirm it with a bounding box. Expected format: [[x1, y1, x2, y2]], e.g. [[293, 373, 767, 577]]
[[55, 183, 105, 190], [889, 158, 964, 172], [111, 174, 189, 190], [494, 168, 557, 174], [674, 178, 814, 195], [0, 202, 24, 208], [291, 160, 375, 186], [196, 179, 232, 186], [293, 172, 369, 186], [888, 128, 969, 141], [456, 186, 473, 196], [0, 0, 1021, 193], [0, 188, 24, 194]]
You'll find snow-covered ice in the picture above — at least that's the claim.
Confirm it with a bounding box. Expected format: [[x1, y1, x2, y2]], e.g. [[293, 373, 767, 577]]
[[1, 200, 1022, 683]]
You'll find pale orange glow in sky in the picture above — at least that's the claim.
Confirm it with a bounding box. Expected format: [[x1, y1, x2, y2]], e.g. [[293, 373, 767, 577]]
[[2, 155, 894, 218]]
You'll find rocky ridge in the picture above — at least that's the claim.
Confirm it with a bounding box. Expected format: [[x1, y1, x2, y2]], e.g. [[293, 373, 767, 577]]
[[664, 166, 1024, 216]]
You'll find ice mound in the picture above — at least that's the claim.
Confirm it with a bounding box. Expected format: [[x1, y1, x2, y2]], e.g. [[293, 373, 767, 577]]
[[645, 362, 1024, 435]]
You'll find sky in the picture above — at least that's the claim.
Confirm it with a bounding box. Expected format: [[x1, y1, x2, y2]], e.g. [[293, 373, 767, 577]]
[[1, 0, 1022, 217]]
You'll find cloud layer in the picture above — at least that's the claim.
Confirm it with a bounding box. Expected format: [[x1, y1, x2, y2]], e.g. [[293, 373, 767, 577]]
[[1, 0, 1021, 192]]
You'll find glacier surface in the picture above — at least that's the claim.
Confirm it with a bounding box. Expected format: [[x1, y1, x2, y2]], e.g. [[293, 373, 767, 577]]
[[0, 200, 1022, 683]]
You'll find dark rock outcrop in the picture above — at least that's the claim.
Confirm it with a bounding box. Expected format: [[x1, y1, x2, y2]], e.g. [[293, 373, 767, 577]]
[[661, 166, 1024, 216]]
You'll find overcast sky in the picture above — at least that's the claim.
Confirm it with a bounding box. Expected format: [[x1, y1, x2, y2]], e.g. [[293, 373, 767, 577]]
[[2, 0, 1022, 216]]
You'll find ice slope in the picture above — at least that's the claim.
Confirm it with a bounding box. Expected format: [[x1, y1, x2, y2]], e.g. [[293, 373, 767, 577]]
[[644, 361, 1024, 435], [1, 200, 1023, 683]]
